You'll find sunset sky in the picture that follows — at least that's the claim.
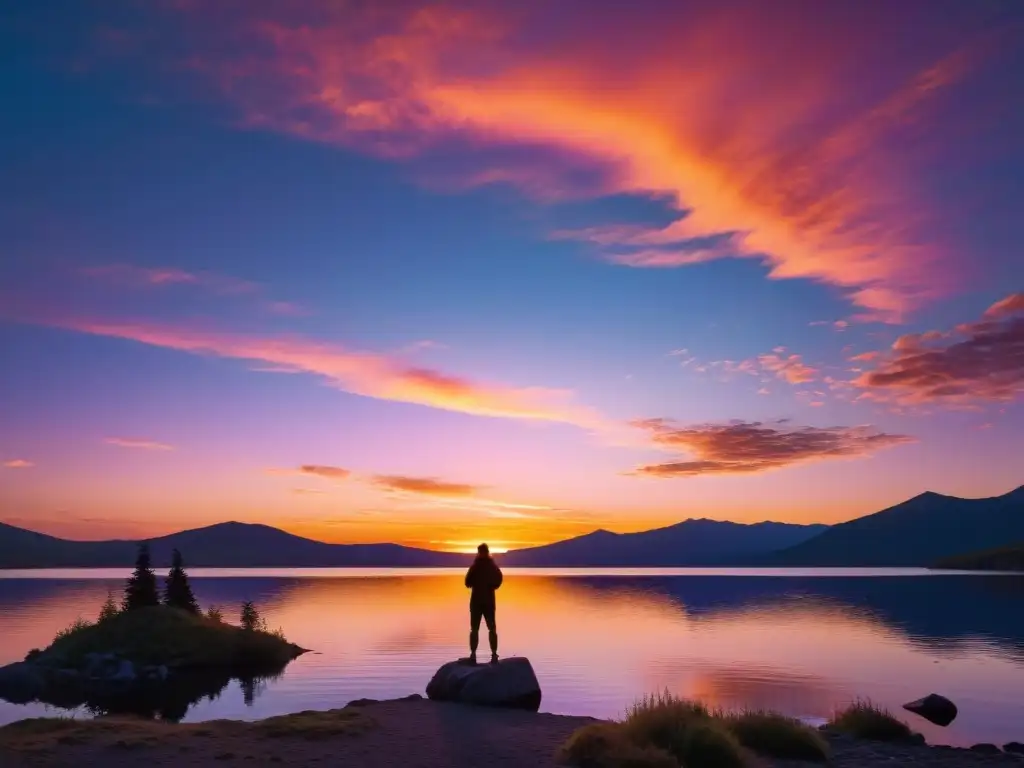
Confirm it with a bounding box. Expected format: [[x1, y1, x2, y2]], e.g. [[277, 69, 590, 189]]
[[1, 0, 1022, 552]]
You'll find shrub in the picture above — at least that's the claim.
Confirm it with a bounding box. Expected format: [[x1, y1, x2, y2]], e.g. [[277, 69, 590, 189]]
[[623, 692, 709, 757], [98, 592, 120, 623], [240, 601, 264, 632], [123, 544, 160, 612], [828, 700, 914, 742], [622, 692, 747, 768], [558, 722, 677, 768], [206, 605, 225, 623], [54, 617, 93, 642], [723, 710, 829, 761], [164, 549, 200, 613], [674, 721, 747, 768]]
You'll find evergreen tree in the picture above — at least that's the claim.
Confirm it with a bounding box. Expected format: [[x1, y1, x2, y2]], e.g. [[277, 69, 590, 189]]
[[240, 601, 261, 632], [164, 549, 200, 613], [123, 543, 160, 611], [98, 591, 120, 622]]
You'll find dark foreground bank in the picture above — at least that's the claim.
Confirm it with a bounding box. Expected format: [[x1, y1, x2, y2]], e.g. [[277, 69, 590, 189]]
[[2, 696, 1024, 768]]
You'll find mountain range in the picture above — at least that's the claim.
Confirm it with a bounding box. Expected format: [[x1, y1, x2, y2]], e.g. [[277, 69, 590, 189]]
[[1, 485, 1021, 569], [765, 485, 1024, 566]]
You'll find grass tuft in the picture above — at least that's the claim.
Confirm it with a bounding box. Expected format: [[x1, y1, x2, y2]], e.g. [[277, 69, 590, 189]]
[[723, 710, 829, 761], [828, 700, 915, 742], [557, 722, 678, 768], [563, 691, 750, 768]]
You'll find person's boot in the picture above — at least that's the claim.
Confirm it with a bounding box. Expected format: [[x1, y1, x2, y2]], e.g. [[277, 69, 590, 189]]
[[489, 630, 499, 664], [468, 630, 479, 665]]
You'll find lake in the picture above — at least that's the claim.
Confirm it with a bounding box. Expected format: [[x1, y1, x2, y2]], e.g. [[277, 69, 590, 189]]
[[2, 568, 1023, 747]]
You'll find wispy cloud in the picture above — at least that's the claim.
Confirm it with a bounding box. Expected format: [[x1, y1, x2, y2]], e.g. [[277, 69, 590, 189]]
[[3, 459, 34, 469], [685, 348, 818, 387], [39, 318, 600, 426], [299, 465, 351, 481], [157, 2, 1010, 319], [757, 352, 819, 385], [854, 293, 1024, 405], [104, 437, 174, 451], [82, 263, 307, 316], [630, 418, 913, 477], [372, 475, 481, 498], [83, 264, 257, 294]]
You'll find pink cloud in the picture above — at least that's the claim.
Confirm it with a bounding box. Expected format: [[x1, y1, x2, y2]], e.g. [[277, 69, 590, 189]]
[[82, 264, 255, 293], [82, 263, 307, 315], [3, 459, 34, 469], [630, 418, 913, 477], [854, 293, 1024, 405], [105, 437, 175, 451], [43, 317, 600, 426], [155, 1, 1011, 319], [757, 353, 818, 385]]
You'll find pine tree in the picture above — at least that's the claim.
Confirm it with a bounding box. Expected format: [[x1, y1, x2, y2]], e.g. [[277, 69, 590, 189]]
[[123, 543, 160, 611], [240, 601, 261, 632], [98, 591, 120, 622], [163, 548, 200, 613]]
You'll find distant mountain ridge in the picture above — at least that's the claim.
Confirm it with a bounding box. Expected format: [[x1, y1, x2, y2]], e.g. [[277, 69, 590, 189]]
[[0, 521, 469, 569], [2, 485, 1021, 569], [501, 519, 827, 567], [767, 485, 1024, 567], [0, 518, 824, 570], [935, 543, 1024, 572]]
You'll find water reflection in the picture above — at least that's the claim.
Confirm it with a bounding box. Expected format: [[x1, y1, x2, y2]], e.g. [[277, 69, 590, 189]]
[[1, 571, 1023, 746]]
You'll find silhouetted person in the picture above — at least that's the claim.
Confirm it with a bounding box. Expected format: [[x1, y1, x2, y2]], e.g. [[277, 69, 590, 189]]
[[465, 542, 502, 664]]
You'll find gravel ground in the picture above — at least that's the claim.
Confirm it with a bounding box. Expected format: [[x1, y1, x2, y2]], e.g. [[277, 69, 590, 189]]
[[2, 696, 1022, 768]]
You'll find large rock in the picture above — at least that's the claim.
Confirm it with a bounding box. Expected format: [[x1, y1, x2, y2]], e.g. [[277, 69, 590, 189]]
[[903, 693, 958, 726], [426, 657, 541, 711], [0, 662, 45, 704]]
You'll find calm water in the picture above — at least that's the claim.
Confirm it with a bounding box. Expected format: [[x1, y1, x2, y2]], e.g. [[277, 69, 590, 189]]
[[2, 569, 1023, 747]]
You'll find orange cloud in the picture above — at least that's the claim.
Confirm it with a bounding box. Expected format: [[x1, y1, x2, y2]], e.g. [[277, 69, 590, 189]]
[[161, 1, 1006, 319], [372, 475, 480, 497], [3, 459, 34, 469], [757, 352, 818, 385], [45, 317, 597, 426], [105, 437, 175, 451], [299, 465, 351, 481], [631, 418, 913, 477], [854, 293, 1024, 405]]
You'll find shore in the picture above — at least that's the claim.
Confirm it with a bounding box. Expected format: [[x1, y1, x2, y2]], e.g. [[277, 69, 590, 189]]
[[2, 696, 1023, 768]]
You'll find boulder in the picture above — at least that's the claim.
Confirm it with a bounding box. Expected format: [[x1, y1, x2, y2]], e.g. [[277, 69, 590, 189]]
[[426, 657, 541, 711], [970, 744, 1002, 755], [110, 660, 137, 682], [0, 662, 45, 704], [1003, 742, 1024, 755], [903, 694, 958, 727]]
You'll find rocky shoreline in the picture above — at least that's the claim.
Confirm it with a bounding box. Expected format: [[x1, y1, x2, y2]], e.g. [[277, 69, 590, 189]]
[[1, 695, 1023, 768]]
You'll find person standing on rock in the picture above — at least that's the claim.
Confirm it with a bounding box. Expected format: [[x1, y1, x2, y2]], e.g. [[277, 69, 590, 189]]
[[465, 543, 503, 665]]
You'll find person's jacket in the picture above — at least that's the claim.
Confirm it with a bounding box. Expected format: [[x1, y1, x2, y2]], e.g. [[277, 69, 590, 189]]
[[465, 555, 503, 607]]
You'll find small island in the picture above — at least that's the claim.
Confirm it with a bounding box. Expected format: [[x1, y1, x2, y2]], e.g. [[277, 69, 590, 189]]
[[0, 545, 306, 718]]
